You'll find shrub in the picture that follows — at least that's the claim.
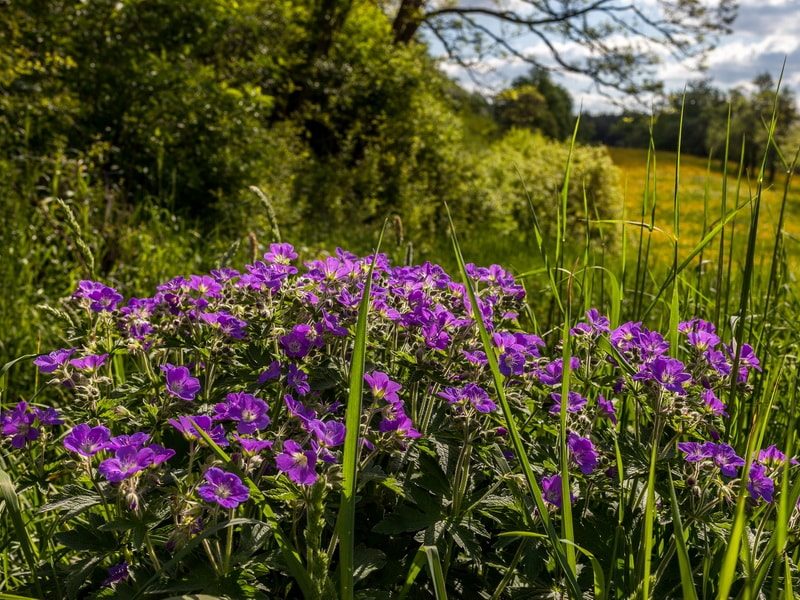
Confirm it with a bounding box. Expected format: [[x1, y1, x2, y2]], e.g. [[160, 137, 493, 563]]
[[2, 242, 793, 598]]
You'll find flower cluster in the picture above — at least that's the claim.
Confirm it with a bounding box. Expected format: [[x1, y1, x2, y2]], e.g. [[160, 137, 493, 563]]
[[5, 243, 794, 596]]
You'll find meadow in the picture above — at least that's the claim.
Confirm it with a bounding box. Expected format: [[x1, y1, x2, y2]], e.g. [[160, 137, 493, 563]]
[[3, 114, 800, 599]]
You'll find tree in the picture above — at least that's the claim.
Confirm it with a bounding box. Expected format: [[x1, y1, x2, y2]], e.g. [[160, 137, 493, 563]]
[[494, 68, 573, 139], [388, 0, 737, 99], [707, 73, 797, 181]]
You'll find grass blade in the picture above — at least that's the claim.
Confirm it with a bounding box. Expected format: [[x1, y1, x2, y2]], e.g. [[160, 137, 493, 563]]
[[0, 468, 42, 599], [338, 222, 387, 600], [423, 545, 448, 600], [445, 204, 582, 598], [667, 472, 698, 600]]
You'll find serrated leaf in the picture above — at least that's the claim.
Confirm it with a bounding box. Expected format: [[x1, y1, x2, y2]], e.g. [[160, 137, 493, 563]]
[[40, 487, 101, 519], [373, 505, 441, 535], [353, 547, 387, 583]]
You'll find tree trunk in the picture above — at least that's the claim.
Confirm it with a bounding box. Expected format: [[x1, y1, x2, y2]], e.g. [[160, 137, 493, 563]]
[[392, 0, 426, 43]]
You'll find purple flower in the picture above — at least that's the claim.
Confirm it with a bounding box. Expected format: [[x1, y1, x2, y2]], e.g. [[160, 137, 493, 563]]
[[638, 356, 692, 395], [567, 432, 599, 475], [309, 419, 346, 448], [702, 389, 728, 416], [74, 280, 123, 312], [758, 445, 796, 466], [197, 467, 250, 509], [499, 350, 526, 377], [168, 415, 229, 447], [284, 394, 317, 424], [69, 353, 108, 371], [33, 348, 74, 373], [541, 474, 565, 507], [438, 384, 497, 413], [678, 441, 711, 463], [161, 364, 201, 401], [102, 561, 130, 587], [549, 391, 587, 415], [364, 371, 402, 403], [234, 435, 274, 454], [597, 395, 617, 424], [187, 275, 222, 297], [280, 324, 315, 359], [378, 413, 421, 439], [63, 424, 111, 457], [287, 363, 311, 396], [748, 463, 775, 503], [264, 243, 298, 266], [710, 443, 745, 477], [148, 444, 176, 466], [1, 402, 39, 448], [258, 360, 282, 384], [611, 322, 643, 351], [200, 311, 247, 339], [34, 407, 63, 426], [214, 392, 270, 434], [107, 432, 150, 450], [537, 358, 580, 386], [727, 342, 761, 383], [98, 445, 155, 482], [276, 440, 318, 485], [688, 330, 720, 352]]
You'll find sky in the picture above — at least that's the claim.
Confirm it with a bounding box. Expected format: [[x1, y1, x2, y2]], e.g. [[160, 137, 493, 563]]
[[429, 0, 800, 113]]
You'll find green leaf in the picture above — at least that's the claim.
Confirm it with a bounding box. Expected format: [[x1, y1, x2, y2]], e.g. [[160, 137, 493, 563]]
[[423, 545, 448, 600], [372, 505, 441, 535], [667, 472, 698, 600], [338, 221, 387, 600], [353, 547, 387, 583], [0, 468, 42, 597]]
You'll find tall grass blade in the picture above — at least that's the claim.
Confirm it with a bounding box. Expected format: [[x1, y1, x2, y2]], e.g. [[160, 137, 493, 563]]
[[423, 545, 448, 600], [500, 531, 607, 599], [445, 204, 582, 598], [714, 103, 733, 325], [338, 222, 387, 600], [0, 469, 42, 599], [667, 472, 698, 600], [558, 280, 577, 574]]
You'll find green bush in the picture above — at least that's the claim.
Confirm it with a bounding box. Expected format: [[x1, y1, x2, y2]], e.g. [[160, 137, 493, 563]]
[[471, 128, 621, 249]]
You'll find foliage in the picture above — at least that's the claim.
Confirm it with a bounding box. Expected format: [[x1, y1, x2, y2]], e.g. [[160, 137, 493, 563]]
[[494, 68, 574, 140], [580, 75, 798, 180], [473, 128, 621, 247], [3, 239, 798, 598]]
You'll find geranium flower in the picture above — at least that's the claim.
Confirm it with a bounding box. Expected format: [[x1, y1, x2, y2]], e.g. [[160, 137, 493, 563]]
[[549, 391, 587, 414], [748, 463, 774, 503], [197, 467, 250, 509], [161, 363, 201, 401], [568, 432, 599, 474], [276, 440, 318, 485], [541, 474, 565, 507], [214, 392, 270, 434], [33, 348, 74, 373], [364, 371, 402, 403], [69, 353, 108, 371], [102, 562, 130, 587], [1, 402, 39, 448], [98, 445, 156, 482], [63, 424, 111, 456], [73, 280, 123, 312], [280, 324, 315, 359], [168, 415, 229, 446]]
